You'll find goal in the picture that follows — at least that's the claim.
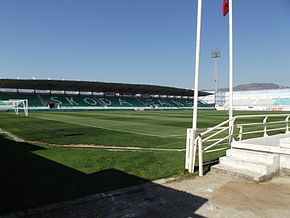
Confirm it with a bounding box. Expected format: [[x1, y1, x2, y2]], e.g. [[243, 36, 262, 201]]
[[0, 99, 29, 116]]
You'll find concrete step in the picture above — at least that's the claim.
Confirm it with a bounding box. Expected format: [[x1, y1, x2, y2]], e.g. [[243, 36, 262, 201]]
[[280, 137, 290, 148], [212, 164, 270, 182], [219, 156, 272, 175], [226, 148, 279, 166], [232, 140, 290, 155]]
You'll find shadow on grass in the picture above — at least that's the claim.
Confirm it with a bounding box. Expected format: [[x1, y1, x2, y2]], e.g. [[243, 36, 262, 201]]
[[0, 136, 207, 217]]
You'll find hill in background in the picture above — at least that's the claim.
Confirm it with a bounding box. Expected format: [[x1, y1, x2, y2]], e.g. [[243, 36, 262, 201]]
[[219, 83, 290, 91]]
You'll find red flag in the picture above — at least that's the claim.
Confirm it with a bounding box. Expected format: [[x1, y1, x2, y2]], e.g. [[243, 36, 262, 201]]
[[222, 0, 229, 16]]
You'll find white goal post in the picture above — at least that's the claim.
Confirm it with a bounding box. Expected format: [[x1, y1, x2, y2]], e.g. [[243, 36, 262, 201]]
[[0, 99, 29, 116]]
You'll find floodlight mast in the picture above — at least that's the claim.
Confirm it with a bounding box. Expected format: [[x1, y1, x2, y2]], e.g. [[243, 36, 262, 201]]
[[211, 49, 221, 107]]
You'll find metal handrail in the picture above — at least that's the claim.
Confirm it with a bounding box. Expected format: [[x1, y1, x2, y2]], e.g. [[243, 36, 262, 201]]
[[204, 135, 230, 151], [235, 114, 290, 118], [202, 126, 229, 142], [200, 117, 235, 137], [236, 120, 288, 127], [186, 113, 290, 176]]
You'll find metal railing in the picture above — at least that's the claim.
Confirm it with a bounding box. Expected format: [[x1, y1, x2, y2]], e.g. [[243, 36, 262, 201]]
[[185, 114, 290, 176]]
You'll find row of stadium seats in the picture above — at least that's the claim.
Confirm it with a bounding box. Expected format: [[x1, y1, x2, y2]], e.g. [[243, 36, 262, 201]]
[[0, 93, 42, 107], [273, 98, 290, 106], [0, 93, 213, 109]]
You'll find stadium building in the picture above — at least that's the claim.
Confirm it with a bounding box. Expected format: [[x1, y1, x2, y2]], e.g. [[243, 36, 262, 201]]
[[201, 88, 290, 111], [0, 79, 213, 112]]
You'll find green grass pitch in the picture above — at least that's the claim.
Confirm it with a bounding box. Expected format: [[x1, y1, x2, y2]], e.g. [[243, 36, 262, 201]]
[[0, 110, 288, 214], [1, 110, 231, 148]]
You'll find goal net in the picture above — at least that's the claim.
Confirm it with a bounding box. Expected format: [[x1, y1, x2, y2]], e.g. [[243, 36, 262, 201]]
[[0, 99, 29, 116]]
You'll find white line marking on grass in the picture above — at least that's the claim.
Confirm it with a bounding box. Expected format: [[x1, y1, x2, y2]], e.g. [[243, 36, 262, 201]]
[[33, 115, 185, 138], [162, 133, 186, 137], [41, 144, 186, 152]]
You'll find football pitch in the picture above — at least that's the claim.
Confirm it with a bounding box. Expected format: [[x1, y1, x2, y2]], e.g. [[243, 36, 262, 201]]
[[0, 110, 288, 214], [0, 110, 232, 148]]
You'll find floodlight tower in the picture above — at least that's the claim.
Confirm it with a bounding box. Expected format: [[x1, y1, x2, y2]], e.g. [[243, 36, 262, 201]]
[[211, 49, 221, 107]]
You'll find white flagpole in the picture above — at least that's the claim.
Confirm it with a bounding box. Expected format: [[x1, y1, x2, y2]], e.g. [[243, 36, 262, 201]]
[[188, 0, 203, 173], [228, 0, 234, 120]]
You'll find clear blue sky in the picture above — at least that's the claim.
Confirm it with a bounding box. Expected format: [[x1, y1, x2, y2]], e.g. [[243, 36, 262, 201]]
[[0, 0, 289, 90]]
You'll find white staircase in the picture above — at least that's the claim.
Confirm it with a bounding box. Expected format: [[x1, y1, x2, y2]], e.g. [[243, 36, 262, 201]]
[[213, 148, 280, 182]]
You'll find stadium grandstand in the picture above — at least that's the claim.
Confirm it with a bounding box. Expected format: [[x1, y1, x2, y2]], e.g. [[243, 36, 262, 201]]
[[201, 88, 290, 111], [0, 79, 214, 111]]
